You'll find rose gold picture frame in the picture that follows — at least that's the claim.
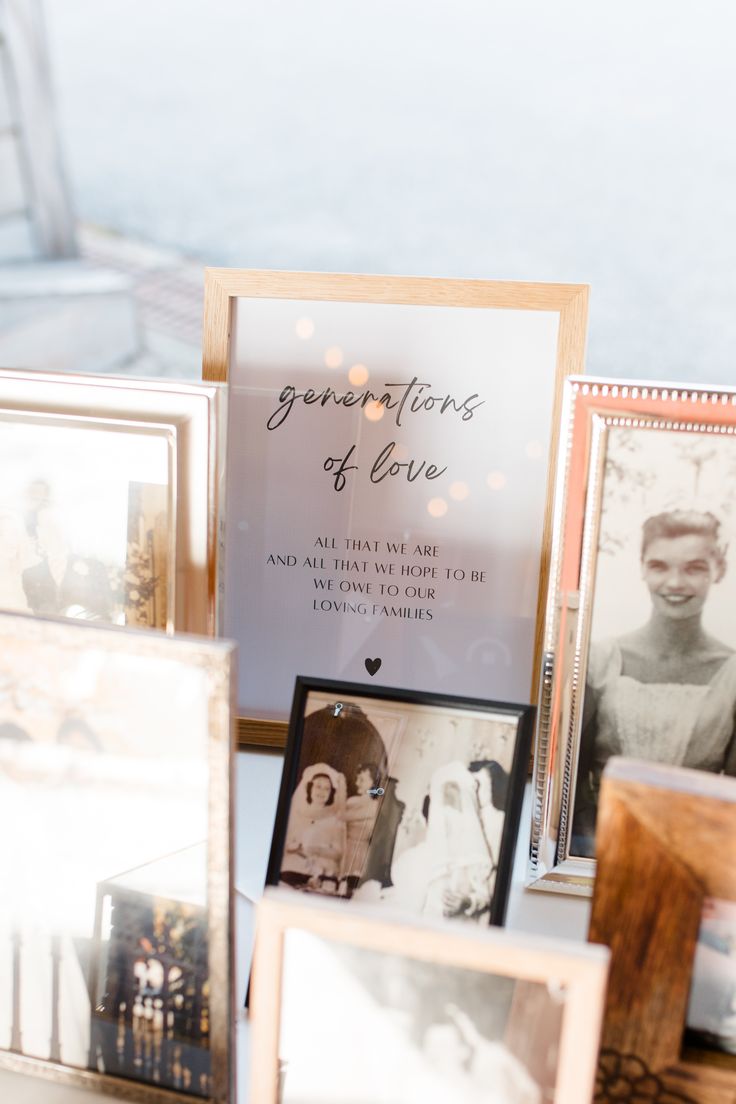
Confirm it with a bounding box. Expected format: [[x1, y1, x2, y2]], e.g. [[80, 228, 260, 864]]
[[528, 377, 736, 895]]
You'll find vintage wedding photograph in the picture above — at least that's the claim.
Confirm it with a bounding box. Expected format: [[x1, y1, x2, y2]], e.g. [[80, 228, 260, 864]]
[[277, 930, 563, 1104], [251, 893, 609, 1104], [0, 413, 174, 628], [571, 422, 736, 857], [267, 678, 533, 925]]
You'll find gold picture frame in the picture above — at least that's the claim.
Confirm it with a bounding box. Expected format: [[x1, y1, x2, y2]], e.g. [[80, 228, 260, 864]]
[[203, 269, 588, 749]]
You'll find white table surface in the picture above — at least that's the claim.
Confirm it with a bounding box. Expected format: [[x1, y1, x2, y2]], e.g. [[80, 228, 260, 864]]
[[2, 750, 590, 1102]]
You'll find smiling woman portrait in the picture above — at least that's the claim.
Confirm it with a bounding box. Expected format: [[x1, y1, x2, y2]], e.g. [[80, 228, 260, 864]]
[[572, 508, 736, 856]]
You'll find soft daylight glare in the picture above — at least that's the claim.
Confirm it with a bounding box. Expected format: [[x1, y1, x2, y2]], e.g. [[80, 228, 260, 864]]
[[324, 346, 344, 369], [427, 497, 448, 518], [43, 0, 736, 383], [486, 471, 507, 491], [364, 400, 385, 422], [348, 363, 369, 386]]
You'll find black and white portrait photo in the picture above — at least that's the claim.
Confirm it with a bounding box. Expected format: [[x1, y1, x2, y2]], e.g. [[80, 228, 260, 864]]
[[572, 425, 736, 856], [278, 931, 564, 1104], [271, 682, 531, 924]]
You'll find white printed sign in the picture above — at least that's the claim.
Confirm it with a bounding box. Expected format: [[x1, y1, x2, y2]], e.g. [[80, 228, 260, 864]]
[[209, 274, 587, 721]]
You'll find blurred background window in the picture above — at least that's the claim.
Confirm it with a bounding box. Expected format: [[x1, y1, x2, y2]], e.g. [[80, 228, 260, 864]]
[[1, 0, 735, 383]]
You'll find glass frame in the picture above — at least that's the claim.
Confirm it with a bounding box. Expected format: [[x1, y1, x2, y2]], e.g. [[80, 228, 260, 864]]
[[202, 268, 588, 748]]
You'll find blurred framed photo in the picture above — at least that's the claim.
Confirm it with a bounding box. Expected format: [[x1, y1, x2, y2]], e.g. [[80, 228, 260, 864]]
[[528, 378, 736, 895], [251, 890, 609, 1104], [590, 758, 736, 1104], [203, 268, 588, 748], [0, 368, 224, 635], [0, 611, 235, 1102], [265, 677, 534, 926]]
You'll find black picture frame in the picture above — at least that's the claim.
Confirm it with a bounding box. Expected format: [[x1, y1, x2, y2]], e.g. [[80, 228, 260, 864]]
[[265, 676, 534, 926]]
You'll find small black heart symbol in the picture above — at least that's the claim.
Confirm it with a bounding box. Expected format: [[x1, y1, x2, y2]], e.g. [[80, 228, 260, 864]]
[[365, 657, 382, 677]]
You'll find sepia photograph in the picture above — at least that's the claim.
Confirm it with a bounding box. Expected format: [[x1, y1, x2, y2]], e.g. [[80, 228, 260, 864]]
[[571, 423, 736, 857], [0, 412, 174, 629], [0, 611, 234, 1101], [685, 897, 736, 1060], [268, 678, 533, 925]]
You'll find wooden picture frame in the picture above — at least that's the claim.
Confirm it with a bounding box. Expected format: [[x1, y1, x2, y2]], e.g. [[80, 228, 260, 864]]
[[202, 269, 588, 749], [251, 889, 609, 1104], [0, 368, 224, 636], [265, 676, 534, 927], [589, 757, 736, 1104], [528, 377, 736, 896], [0, 610, 236, 1103]]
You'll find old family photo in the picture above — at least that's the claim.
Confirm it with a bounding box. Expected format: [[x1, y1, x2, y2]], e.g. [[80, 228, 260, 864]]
[[274, 687, 527, 922], [572, 424, 736, 856], [279, 931, 563, 1104], [0, 416, 170, 628]]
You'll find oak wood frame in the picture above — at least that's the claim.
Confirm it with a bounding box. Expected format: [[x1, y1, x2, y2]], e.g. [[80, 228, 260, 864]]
[[202, 268, 589, 750], [589, 757, 736, 1104], [251, 889, 609, 1104]]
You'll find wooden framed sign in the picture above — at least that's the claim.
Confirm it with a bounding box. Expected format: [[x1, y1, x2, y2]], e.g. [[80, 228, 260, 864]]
[[590, 758, 736, 1104], [203, 270, 588, 748]]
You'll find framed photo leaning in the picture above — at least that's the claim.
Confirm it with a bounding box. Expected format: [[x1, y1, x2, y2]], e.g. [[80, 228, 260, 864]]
[[251, 890, 609, 1104], [590, 758, 736, 1104], [202, 269, 588, 748], [265, 677, 534, 927], [528, 378, 736, 895], [0, 611, 235, 1103], [0, 368, 224, 635]]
